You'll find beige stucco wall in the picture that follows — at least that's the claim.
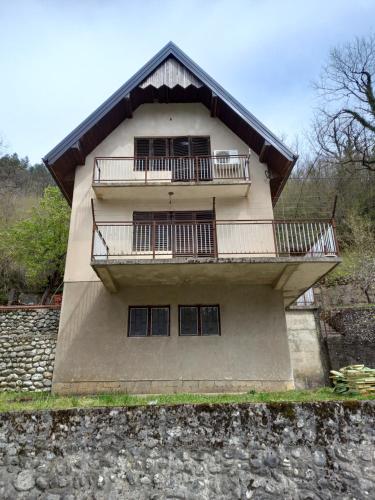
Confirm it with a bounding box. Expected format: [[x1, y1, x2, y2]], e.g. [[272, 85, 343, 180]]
[[54, 102, 292, 395], [65, 103, 274, 283], [286, 309, 326, 389], [53, 282, 294, 394]]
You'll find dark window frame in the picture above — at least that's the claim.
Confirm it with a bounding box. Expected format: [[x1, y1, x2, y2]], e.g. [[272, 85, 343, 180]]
[[178, 305, 221, 336], [128, 305, 170, 337], [134, 136, 211, 158]]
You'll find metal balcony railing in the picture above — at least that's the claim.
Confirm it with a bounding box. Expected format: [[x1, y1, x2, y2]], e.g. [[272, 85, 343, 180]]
[[93, 155, 250, 184], [91, 219, 339, 260]]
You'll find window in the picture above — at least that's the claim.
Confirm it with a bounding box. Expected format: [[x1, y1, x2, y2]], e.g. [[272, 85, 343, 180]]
[[179, 305, 220, 336], [132, 211, 215, 257], [134, 136, 211, 178], [128, 306, 170, 337]]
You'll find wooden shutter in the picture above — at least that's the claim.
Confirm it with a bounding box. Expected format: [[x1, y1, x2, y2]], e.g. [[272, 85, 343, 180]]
[[152, 138, 168, 157], [191, 137, 211, 180], [133, 212, 171, 252], [135, 138, 150, 156], [134, 138, 150, 171], [190, 137, 210, 156], [172, 137, 189, 157], [171, 211, 214, 257]]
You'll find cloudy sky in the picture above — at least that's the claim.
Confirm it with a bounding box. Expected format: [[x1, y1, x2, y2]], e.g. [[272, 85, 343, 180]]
[[0, 0, 374, 163]]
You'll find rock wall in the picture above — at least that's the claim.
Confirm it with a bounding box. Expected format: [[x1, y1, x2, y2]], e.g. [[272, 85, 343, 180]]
[[285, 309, 327, 388], [0, 307, 59, 392], [0, 401, 374, 499], [323, 307, 375, 370]]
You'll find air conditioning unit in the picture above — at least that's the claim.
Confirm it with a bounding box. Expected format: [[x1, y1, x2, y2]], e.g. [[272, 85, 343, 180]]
[[213, 149, 238, 166]]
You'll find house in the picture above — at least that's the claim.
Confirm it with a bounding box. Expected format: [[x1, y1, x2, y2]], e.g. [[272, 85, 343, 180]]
[[44, 42, 340, 395]]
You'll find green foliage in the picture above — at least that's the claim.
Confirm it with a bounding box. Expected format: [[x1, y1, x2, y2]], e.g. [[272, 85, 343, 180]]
[[0, 387, 374, 413], [324, 251, 358, 286], [4, 187, 70, 290]]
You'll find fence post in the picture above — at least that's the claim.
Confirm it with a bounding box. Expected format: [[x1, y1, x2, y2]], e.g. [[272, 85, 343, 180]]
[[331, 219, 339, 255], [212, 219, 218, 258], [152, 221, 156, 259], [272, 221, 278, 257]]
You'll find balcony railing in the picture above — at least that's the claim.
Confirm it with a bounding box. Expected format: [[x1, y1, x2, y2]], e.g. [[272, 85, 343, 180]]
[[92, 219, 339, 260], [93, 155, 250, 184]]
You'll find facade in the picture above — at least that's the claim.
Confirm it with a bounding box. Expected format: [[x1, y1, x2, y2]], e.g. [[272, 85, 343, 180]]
[[44, 43, 340, 394]]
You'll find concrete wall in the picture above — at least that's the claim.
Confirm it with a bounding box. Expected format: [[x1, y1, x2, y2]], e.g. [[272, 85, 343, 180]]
[[1, 402, 374, 499], [53, 282, 294, 394], [286, 309, 327, 389], [56, 102, 287, 394], [65, 103, 274, 283]]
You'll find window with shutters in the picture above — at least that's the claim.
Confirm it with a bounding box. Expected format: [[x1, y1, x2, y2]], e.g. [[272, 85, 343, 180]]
[[133, 211, 215, 256], [134, 136, 211, 176], [128, 306, 170, 337], [179, 305, 220, 336]]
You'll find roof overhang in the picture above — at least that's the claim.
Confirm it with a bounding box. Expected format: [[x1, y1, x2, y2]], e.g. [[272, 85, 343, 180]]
[[43, 42, 297, 205]]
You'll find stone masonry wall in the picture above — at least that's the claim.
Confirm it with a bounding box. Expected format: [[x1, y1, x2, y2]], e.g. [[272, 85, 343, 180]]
[[0, 401, 374, 499], [324, 307, 375, 370], [0, 307, 59, 392]]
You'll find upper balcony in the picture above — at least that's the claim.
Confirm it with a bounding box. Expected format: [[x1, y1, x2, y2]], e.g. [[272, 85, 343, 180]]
[[92, 154, 251, 200]]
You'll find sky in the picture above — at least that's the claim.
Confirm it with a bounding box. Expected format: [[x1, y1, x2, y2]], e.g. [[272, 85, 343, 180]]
[[0, 0, 374, 164]]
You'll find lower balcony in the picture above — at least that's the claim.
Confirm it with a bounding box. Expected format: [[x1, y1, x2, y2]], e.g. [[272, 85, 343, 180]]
[[91, 219, 340, 307], [92, 155, 251, 199]]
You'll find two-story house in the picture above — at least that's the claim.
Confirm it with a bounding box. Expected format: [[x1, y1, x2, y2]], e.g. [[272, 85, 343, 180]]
[[44, 42, 340, 395]]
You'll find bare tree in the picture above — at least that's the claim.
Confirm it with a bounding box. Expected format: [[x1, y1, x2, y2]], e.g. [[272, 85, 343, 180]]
[[346, 212, 375, 303], [312, 34, 375, 172]]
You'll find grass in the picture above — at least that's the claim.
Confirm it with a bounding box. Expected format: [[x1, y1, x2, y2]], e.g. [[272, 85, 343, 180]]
[[0, 387, 374, 413]]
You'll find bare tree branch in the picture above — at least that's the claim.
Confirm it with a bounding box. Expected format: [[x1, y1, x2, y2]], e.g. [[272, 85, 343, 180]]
[[312, 34, 375, 172]]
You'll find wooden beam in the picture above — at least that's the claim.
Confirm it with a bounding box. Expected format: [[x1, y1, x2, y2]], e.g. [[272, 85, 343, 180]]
[[259, 141, 270, 163], [272, 264, 299, 290], [210, 93, 218, 117], [70, 140, 85, 165], [124, 93, 133, 118]]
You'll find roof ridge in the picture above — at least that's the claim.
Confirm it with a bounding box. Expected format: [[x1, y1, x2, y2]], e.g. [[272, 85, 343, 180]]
[[44, 41, 295, 164]]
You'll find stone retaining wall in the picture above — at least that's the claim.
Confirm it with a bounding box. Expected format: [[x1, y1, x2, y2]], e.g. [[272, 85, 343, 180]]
[[0, 401, 374, 499], [324, 307, 375, 370], [0, 307, 59, 392]]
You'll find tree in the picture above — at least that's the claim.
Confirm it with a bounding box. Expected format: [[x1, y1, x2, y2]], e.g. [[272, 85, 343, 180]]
[[312, 34, 375, 172], [5, 186, 70, 297], [346, 212, 375, 303]]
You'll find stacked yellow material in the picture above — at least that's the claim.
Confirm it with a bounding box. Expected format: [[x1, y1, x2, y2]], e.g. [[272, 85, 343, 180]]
[[330, 365, 375, 394]]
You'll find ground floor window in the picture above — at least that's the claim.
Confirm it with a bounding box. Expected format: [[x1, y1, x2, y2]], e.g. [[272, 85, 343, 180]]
[[128, 306, 170, 337], [179, 305, 220, 336]]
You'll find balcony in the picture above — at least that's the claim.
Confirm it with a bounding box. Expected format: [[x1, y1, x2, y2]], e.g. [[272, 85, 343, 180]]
[[91, 218, 340, 306], [92, 155, 251, 199]]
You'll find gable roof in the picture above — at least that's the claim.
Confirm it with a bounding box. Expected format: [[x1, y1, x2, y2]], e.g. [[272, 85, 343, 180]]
[[43, 41, 297, 204]]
